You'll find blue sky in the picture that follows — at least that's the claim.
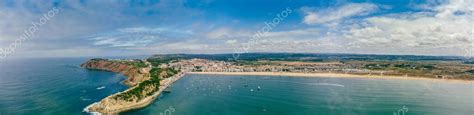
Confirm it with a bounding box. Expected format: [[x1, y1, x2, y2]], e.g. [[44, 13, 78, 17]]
[[0, 0, 472, 58]]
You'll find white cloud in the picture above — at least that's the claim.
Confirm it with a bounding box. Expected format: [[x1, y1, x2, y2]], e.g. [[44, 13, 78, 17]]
[[225, 39, 238, 44], [341, 0, 474, 56], [2, 0, 471, 57], [265, 28, 321, 39], [92, 36, 155, 47], [205, 28, 250, 39], [12, 47, 105, 58], [434, 0, 474, 18], [302, 3, 379, 25], [0, 0, 203, 57], [216, 0, 473, 56], [90, 27, 192, 48], [134, 39, 223, 54], [206, 28, 232, 39]]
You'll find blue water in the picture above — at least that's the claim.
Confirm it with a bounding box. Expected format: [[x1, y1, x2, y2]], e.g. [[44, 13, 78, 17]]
[[124, 74, 474, 115], [0, 58, 128, 115], [1, 58, 473, 115]]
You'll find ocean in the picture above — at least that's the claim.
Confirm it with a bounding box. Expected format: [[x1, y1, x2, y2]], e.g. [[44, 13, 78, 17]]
[[1, 58, 473, 115], [123, 74, 474, 115], [0, 58, 127, 115]]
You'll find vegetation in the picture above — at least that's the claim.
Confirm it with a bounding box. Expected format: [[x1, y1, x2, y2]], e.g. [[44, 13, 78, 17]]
[[362, 62, 437, 71], [149, 68, 160, 79], [150, 53, 467, 62], [112, 60, 148, 68], [113, 59, 180, 102], [114, 78, 160, 101], [90, 58, 108, 61], [149, 67, 179, 79], [89, 58, 148, 68], [104, 53, 473, 102], [127, 61, 148, 68], [147, 58, 174, 67], [344, 61, 473, 79]]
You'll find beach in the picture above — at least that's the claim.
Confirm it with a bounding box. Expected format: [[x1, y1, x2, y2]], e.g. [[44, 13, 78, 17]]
[[188, 72, 474, 83], [123, 73, 474, 115], [86, 71, 472, 114]]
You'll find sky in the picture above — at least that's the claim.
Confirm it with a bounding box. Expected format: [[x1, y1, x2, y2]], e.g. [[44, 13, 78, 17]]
[[0, 0, 473, 58]]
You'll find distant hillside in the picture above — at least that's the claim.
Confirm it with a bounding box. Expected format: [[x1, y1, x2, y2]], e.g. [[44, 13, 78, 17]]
[[149, 53, 469, 62]]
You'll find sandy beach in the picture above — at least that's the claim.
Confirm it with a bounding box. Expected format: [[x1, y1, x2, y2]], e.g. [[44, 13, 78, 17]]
[[188, 72, 474, 83], [85, 71, 471, 114]]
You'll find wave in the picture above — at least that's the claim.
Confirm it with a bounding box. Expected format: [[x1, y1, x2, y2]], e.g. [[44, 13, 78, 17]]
[[80, 96, 92, 101], [96, 86, 106, 90], [83, 102, 101, 115], [308, 83, 345, 87]]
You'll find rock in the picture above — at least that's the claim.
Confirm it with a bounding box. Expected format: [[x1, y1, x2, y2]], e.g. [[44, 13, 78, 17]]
[[81, 59, 150, 86]]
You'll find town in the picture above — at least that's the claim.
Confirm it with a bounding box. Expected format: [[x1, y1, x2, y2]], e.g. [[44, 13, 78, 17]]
[[168, 58, 473, 79]]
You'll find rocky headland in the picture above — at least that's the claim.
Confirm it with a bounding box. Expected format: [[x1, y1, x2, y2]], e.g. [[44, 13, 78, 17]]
[[81, 58, 183, 114], [80, 58, 151, 86]]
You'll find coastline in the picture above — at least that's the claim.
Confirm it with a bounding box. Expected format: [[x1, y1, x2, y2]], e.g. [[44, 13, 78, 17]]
[[84, 72, 185, 114], [83, 68, 471, 114], [188, 72, 474, 83]]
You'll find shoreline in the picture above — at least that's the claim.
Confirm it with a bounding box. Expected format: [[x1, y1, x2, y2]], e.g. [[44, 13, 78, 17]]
[[188, 72, 474, 83], [84, 71, 471, 114], [84, 72, 185, 114]]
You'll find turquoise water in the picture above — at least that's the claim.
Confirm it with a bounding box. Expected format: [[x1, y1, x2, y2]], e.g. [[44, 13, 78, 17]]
[[0, 58, 128, 115], [124, 74, 474, 115], [1, 58, 473, 115]]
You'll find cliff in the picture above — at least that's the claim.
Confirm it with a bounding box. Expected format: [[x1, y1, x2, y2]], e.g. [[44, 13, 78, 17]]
[[81, 58, 184, 114], [80, 58, 151, 86]]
